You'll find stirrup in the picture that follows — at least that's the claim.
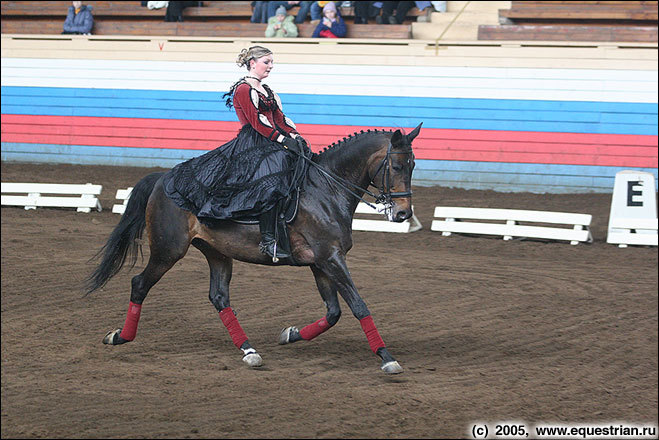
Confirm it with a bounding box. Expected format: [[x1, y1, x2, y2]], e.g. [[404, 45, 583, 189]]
[[259, 239, 290, 262]]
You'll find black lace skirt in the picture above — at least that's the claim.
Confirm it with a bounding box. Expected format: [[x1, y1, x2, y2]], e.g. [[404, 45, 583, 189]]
[[162, 125, 301, 220]]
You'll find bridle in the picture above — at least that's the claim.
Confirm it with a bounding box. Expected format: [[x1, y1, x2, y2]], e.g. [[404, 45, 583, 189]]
[[370, 142, 414, 206], [300, 141, 414, 212]]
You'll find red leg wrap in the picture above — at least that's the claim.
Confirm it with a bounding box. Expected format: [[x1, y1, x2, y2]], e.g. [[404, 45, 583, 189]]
[[359, 315, 385, 354], [219, 307, 248, 348], [119, 301, 142, 341], [299, 317, 330, 340]]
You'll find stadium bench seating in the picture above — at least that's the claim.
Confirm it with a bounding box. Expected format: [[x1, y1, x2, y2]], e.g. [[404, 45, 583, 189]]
[[478, 0, 658, 42], [0, 1, 413, 39]]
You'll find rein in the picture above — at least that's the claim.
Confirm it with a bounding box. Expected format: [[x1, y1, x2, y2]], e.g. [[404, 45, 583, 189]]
[[297, 142, 413, 212]]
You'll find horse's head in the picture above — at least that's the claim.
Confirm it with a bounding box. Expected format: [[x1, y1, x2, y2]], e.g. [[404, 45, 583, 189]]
[[370, 123, 421, 223]]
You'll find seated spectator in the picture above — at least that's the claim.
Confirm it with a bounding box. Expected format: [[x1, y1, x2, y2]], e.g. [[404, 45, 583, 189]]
[[310, 1, 344, 25], [312, 1, 346, 38], [165, 1, 198, 22], [62, 1, 94, 35], [380, 1, 432, 24], [292, 1, 316, 24], [251, 1, 269, 23], [146, 1, 168, 8], [265, 5, 299, 37], [353, 1, 383, 24], [266, 1, 312, 24], [431, 1, 446, 12]]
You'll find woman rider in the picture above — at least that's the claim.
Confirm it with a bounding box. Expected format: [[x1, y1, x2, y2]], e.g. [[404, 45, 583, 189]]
[[162, 46, 309, 260]]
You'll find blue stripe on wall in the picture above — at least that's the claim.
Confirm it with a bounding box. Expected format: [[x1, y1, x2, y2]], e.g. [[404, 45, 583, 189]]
[[1, 142, 195, 168], [2, 86, 657, 135], [4, 86, 656, 112], [414, 159, 659, 193], [3, 142, 657, 193]]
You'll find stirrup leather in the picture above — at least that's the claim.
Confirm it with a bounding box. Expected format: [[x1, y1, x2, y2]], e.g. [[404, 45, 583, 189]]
[[259, 204, 292, 262]]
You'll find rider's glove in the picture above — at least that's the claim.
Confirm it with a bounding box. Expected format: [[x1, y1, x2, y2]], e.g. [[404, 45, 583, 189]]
[[296, 136, 309, 152], [282, 136, 300, 153]]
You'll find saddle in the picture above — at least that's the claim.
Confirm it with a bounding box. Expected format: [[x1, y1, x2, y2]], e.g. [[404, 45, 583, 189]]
[[240, 188, 301, 264], [199, 148, 310, 264], [198, 188, 301, 264], [230, 187, 301, 226]]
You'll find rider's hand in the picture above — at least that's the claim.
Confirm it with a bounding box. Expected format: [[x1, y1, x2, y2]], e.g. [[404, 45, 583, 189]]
[[282, 136, 300, 153], [296, 136, 309, 152]]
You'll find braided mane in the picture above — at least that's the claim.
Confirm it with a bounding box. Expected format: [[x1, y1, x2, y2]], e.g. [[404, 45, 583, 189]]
[[315, 128, 394, 157]]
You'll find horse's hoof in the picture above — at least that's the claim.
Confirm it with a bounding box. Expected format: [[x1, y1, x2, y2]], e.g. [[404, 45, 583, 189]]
[[278, 326, 298, 345], [381, 360, 403, 374], [242, 352, 263, 368], [103, 329, 121, 345], [103, 329, 128, 345]]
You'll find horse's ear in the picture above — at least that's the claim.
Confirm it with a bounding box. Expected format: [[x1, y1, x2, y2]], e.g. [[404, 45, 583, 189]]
[[407, 122, 423, 142], [391, 129, 404, 146]]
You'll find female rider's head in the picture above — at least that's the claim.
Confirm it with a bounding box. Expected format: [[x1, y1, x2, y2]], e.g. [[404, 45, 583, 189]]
[[237, 46, 274, 79]]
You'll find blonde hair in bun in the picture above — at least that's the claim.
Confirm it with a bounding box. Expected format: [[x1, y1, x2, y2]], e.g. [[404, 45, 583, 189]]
[[236, 46, 273, 71]]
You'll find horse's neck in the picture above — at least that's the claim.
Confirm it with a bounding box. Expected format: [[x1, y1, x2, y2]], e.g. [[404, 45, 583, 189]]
[[315, 135, 386, 210]]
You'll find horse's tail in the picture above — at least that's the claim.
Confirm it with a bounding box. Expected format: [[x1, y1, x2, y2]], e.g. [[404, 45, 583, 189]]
[[85, 172, 165, 295]]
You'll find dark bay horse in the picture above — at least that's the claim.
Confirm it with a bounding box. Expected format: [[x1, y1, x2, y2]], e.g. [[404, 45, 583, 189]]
[[86, 123, 422, 374]]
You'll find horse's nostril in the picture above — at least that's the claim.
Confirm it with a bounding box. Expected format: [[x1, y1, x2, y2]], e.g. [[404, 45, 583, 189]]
[[396, 210, 410, 222]]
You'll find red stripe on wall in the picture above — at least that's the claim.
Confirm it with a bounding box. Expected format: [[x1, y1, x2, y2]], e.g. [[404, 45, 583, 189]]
[[1, 114, 238, 130], [2, 114, 657, 168], [3, 114, 656, 146]]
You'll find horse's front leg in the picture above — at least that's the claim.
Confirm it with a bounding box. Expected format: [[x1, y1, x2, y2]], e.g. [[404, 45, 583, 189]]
[[316, 251, 403, 374], [195, 239, 262, 368], [278, 264, 342, 345]]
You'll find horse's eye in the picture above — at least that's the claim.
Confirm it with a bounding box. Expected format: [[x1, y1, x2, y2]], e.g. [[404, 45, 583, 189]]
[[392, 165, 403, 172]]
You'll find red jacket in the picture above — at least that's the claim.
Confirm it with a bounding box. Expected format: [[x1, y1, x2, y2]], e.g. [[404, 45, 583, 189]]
[[233, 82, 298, 143]]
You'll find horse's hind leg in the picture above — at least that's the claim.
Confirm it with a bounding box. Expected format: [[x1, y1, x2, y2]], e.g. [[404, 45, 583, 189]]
[[278, 264, 341, 345], [104, 199, 191, 345], [103, 251, 188, 345], [194, 239, 263, 368]]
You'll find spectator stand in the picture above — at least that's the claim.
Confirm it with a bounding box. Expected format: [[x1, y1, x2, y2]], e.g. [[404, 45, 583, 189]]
[[0, 1, 413, 38], [478, 1, 658, 43]]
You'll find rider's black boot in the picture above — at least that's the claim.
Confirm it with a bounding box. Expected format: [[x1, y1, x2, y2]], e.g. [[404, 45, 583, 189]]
[[259, 207, 291, 261]]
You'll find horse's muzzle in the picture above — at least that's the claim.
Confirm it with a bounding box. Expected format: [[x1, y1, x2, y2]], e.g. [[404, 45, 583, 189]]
[[393, 209, 412, 223]]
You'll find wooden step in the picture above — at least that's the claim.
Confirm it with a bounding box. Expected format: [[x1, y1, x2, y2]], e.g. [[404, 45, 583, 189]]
[[500, 1, 658, 21], [478, 23, 658, 42]]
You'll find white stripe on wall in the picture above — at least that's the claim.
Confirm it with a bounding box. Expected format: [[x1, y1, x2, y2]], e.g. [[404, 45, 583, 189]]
[[2, 58, 657, 103]]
